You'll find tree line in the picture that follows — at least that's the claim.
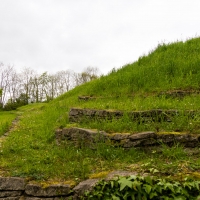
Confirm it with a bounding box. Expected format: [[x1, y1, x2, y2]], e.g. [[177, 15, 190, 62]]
[[0, 62, 99, 110]]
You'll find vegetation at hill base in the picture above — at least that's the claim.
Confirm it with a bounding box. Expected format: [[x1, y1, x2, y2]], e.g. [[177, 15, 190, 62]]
[[1, 37, 200, 198], [0, 64, 100, 110], [84, 175, 200, 200]]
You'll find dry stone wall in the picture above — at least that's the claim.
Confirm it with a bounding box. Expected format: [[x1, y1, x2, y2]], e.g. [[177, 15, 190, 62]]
[[0, 176, 96, 200], [69, 108, 196, 123], [55, 127, 200, 148], [0, 171, 140, 200], [66, 108, 200, 148]]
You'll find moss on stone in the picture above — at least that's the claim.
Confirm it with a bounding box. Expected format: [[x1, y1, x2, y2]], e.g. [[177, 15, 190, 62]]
[[89, 171, 111, 179], [30, 180, 76, 188], [157, 131, 187, 135], [191, 172, 200, 179]]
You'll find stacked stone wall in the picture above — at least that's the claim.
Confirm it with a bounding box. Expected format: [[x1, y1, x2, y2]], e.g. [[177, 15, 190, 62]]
[[0, 171, 140, 200], [69, 108, 196, 123], [56, 127, 200, 148], [0, 176, 96, 200]]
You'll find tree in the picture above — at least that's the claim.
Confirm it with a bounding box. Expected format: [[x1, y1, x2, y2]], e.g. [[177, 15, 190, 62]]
[[7, 69, 21, 103], [55, 70, 73, 95], [0, 63, 14, 105], [19, 67, 36, 104], [38, 72, 49, 102], [0, 88, 2, 110], [0, 64, 100, 108], [73, 67, 100, 86]]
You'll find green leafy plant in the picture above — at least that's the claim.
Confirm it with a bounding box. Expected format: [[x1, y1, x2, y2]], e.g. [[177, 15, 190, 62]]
[[83, 175, 200, 200]]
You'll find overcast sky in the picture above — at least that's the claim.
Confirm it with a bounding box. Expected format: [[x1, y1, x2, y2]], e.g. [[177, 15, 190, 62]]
[[0, 0, 200, 75]]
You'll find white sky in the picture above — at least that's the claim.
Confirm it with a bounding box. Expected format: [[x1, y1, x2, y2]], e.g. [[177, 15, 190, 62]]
[[0, 0, 200, 75]]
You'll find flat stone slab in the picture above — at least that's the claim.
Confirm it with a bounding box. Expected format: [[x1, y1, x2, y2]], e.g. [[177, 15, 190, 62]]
[[0, 198, 21, 200], [69, 108, 195, 123], [25, 184, 71, 197], [0, 191, 23, 198], [56, 127, 108, 148], [0, 177, 25, 190], [129, 131, 156, 140], [73, 179, 99, 196], [56, 127, 200, 148]]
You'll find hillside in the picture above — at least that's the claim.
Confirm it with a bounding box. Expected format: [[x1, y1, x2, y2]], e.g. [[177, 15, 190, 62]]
[[75, 36, 200, 96], [1, 37, 200, 195]]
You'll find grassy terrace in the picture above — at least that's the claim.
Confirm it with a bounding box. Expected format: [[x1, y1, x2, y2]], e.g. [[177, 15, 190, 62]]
[[1, 37, 200, 185]]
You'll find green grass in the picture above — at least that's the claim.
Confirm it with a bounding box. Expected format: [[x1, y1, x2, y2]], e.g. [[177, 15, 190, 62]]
[[1, 37, 200, 183], [0, 111, 17, 136], [79, 37, 200, 97]]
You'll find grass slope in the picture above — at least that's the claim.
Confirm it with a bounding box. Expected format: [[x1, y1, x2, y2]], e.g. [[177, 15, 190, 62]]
[[0, 111, 16, 136], [0, 37, 200, 183]]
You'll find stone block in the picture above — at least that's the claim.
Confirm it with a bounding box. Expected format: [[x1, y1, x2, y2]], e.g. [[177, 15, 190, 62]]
[[0, 191, 22, 197], [129, 131, 156, 141], [110, 133, 130, 140], [0, 177, 25, 190], [25, 184, 70, 197], [73, 179, 99, 196], [0, 198, 21, 200]]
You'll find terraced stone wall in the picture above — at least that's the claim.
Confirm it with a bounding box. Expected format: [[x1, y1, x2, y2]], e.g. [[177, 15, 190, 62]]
[[0, 177, 98, 200], [66, 108, 200, 148], [0, 171, 138, 200], [55, 127, 200, 149], [69, 108, 195, 123]]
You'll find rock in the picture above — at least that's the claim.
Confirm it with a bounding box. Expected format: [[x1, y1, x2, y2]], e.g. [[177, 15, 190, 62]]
[[110, 133, 130, 140], [138, 138, 158, 146], [69, 108, 200, 125], [129, 131, 156, 141], [0, 177, 25, 190], [56, 127, 200, 149], [123, 138, 157, 148], [69, 108, 124, 122], [25, 184, 70, 197], [69, 108, 79, 116], [73, 179, 99, 196], [55, 127, 108, 148], [0, 197, 21, 200], [159, 90, 195, 99], [0, 191, 23, 197], [122, 139, 138, 148], [157, 134, 175, 144], [105, 171, 138, 181]]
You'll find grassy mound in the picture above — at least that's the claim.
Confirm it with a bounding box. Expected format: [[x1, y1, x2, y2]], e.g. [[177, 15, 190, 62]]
[[0, 37, 200, 183]]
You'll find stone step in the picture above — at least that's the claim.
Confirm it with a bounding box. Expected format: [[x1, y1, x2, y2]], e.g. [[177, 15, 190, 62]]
[[69, 108, 198, 123], [55, 127, 200, 148]]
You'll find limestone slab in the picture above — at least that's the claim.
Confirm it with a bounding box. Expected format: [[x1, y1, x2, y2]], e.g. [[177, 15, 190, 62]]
[[0, 177, 25, 190], [25, 184, 70, 197]]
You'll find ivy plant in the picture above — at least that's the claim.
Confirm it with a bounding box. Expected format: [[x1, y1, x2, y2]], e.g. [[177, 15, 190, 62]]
[[83, 175, 200, 200]]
